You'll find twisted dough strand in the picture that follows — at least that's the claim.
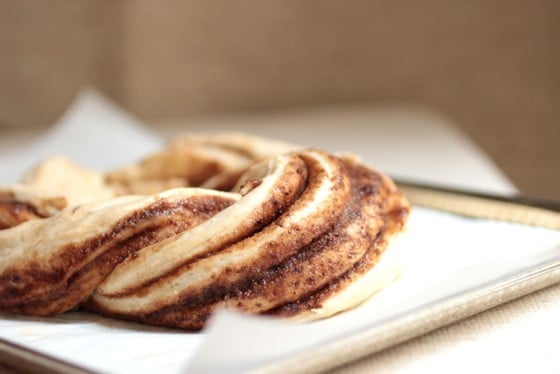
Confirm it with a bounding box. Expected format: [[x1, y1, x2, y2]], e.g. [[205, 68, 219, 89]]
[[0, 189, 238, 316], [0, 147, 409, 329]]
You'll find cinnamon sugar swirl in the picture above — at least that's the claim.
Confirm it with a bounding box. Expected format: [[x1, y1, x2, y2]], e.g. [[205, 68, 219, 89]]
[[0, 134, 409, 329]]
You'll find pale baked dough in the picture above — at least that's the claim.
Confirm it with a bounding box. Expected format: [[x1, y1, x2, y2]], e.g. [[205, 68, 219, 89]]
[[0, 134, 410, 330]]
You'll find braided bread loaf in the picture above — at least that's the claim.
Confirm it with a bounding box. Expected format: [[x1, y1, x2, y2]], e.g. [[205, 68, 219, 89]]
[[0, 134, 409, 329]]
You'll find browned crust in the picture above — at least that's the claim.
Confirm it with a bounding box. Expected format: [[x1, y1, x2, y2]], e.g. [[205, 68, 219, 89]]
[[0, 149, 410, 330], [0, 196, 236, 315], [269, 170, 410, 317], [85, 153, 409, 329], [0, 203, 45, 230], [100, 155, 309, 299]]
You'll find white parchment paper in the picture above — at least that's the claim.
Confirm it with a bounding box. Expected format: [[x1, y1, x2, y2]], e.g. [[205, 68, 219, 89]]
[[0, 89, 162, 184], [1, 91, 559, 373]]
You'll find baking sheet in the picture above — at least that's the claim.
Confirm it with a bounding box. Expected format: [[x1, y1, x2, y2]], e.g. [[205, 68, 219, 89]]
[[1, 91, 559, 373]]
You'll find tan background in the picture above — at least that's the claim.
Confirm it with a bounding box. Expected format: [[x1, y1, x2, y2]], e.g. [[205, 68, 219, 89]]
[[0, 1, 559, 200]]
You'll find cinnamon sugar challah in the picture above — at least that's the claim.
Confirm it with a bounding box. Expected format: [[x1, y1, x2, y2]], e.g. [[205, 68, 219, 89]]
[[0, 133, 409, 329]]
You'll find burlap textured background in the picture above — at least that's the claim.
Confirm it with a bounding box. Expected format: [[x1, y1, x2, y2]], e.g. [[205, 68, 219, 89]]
[[0, 1, 559, 200]]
